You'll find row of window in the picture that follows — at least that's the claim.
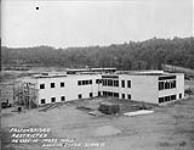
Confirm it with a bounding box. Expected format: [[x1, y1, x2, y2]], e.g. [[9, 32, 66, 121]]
[[122, 80, 131, 88], [41, 96, 65, 104], [102, 79, 131, 88], [158, 93, 182, 103], [102, 79, 119, 87], [158, 80, 176, 91], [102, 91, 131, 100], [78, 92, 102, 99], [41, 92, 102, 104], [40, 79, 131, 89], [78, 92, 97, 99], [40, 82, 65, 89], [78, 80, 92, 86]]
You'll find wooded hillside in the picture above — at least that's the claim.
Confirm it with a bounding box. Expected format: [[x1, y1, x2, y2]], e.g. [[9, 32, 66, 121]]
[[2, 37, 194, 70]]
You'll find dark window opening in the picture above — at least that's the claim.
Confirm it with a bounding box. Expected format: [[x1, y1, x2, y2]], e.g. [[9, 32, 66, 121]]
[[128, 94, 131, 100], [171, 95, 176, 100], [121, 80, 125, 88], [159, 82, 164, 90], [50, 83, 55, 88], [41, 99, 45, 104], [51, 97, 56, 103], [159, 97, 164, 103], [61, 96, 65, 101], [89, 93, 93, 98], [159, 80, 176, 91], [89, 80, 92, 84], [78, 94, 82, 99], [78, 81, 81, 85], [122, 93, 125, 99], [98, 92, 101, 96], [127, 80, 131, 88], [40, 84, 45, 89], [179, 94, 182, 99], [113, 93, 119, 98], [60, 82, 65, 87]]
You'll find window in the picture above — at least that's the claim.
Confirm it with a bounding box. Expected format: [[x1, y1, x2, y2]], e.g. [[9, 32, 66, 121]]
[[113, 93, 119, 98], [41, 99, 46, 104], [171, 95, 176, 100], [98, 92, 101, 96], [128, 94, 131, 100], [159, 97, 164, 103], [60, 82, 65, 87], [89, 93, 93, 98], [51, 97, 56, 103], [122, 93, 125, 99], [159, 80, 176, 90], [78, 80, 93, 85], [179, 93, 182, 99], [159, 82, 164, 90], [61, 96, 65, 101], [127, 80, 131, 88], [121, 80, 125, 88], [78, 81, 81, 86], [108, 92, 113, 97], [50, 83, 55, 88], [159, 95, 177, 103], [114, 80, 119, 87], [83, 80, 86, 85], [165, 96, 170, 102], [103, 91, 108, 96], [78, 94, 82, 99], [171, 80, 176, 88], [89, 80, 92, 84], [96, 79, 101, 84], [40, 84, 45, 89]]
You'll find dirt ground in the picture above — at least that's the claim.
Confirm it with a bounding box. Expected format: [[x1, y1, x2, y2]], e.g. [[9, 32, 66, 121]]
[[1, 95, 194, 150], [1, 71, 194, 150]]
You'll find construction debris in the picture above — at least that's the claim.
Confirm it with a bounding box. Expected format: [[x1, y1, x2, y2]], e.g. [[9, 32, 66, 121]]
[[98, 102, 120, 115]]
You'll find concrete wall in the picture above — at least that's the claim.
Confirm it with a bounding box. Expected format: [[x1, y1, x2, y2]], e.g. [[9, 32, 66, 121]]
[[101, 75, 159, 103], [158, 73, 184, 100], [23, 73, 184, 105], [127, 75, 159, 104], [36, 75, 101, 105]]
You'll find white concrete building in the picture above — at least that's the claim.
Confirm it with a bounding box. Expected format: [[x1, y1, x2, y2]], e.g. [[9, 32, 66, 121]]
[[24, 70, 184, 105]]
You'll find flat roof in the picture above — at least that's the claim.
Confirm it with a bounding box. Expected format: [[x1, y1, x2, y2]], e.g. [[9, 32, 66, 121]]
[[29, 70, 183, 79]]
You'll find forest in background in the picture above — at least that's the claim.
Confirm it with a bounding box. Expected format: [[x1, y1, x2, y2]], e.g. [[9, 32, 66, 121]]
[[1, 37, 194, 70]]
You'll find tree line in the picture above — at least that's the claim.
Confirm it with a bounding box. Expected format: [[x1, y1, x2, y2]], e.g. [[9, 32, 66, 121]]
[[1, 37, 194, 70]]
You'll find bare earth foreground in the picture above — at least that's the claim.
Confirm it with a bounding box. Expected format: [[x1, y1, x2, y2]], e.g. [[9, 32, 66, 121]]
[[1, 96, 194, 150]]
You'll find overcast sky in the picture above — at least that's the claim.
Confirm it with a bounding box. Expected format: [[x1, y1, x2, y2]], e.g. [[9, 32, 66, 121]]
[[1, 0, 193, 48]]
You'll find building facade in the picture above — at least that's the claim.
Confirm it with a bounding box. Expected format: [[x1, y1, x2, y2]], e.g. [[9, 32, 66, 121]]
[[24, 71, 184, 105]]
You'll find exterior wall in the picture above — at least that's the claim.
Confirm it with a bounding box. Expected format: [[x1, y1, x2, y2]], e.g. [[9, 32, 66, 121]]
[[176, 74, 185, 99], [126, 75, 159, 104], [158, 74, 184, 100], [101, 75, 159, 104], [23, 72, 184, 105], [36, 75, 101, 105]]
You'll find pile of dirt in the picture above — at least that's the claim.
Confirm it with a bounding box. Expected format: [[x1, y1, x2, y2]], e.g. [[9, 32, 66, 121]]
[[94, 125, 121, 136]]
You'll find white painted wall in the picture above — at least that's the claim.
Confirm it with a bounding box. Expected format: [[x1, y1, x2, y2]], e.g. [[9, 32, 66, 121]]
[[23, 72, 184, 105], [36, 74, 101, 105], [126, 75, 159, 104], [158, 73, 184, 100]]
